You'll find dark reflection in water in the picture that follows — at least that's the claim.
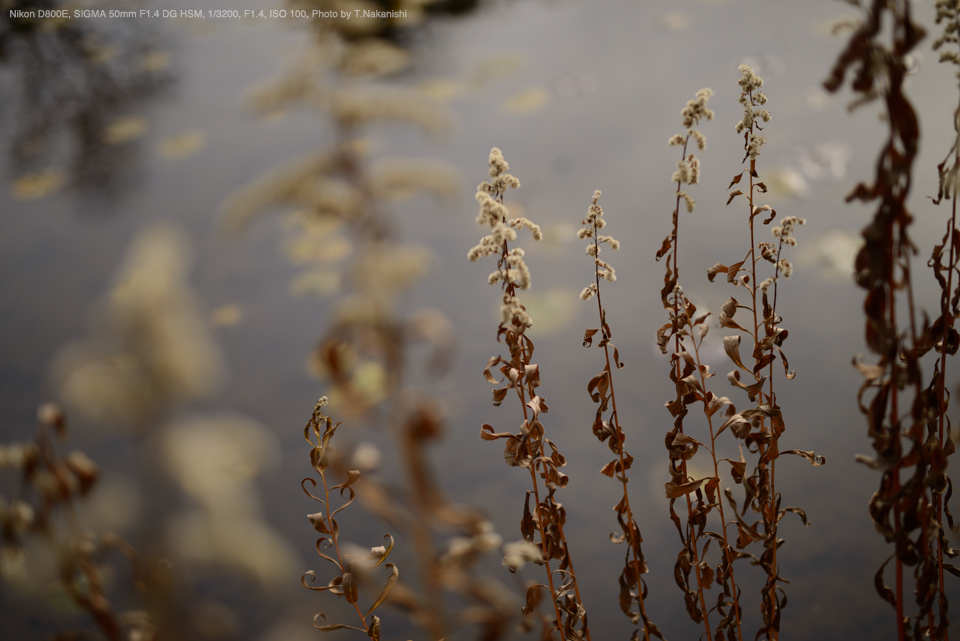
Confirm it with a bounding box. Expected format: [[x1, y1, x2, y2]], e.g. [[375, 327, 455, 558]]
[[0, 1, 174, 203]]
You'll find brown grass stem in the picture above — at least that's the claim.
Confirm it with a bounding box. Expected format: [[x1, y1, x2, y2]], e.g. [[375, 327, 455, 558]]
[[581, 190, 659, 640]]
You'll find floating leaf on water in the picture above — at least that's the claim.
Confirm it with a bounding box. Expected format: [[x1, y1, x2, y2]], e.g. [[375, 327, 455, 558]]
[[352, 362, 388, 406], [465, 52, 527, 92], [502, 87, 551, 114], [417, 78, 463, 102], [541, 221, 577, 247], [210, 304, 243, 328], [87, 44, 116, 65], [657, 12, 690, 32], [158, 131, 206, 159], [763, 167, 810, 199], [104, 116, 147, 145], [521, 289, 577, 336], [141, 50, 171, 71], [799, 228, 862, 281], [289, 269, 341, 298], [794, 141, 852, 181], [13, 169, 65, 200]]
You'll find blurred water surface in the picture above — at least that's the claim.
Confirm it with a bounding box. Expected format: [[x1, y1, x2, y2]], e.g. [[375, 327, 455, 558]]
[[2, 0, 960, 639]]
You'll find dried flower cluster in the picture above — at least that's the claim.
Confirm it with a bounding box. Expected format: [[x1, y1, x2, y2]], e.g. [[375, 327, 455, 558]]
[[578, 190, 618, 301], [668, 88, 714, 215], [734, 64, 770, 159], [470, 148, 542, 331]]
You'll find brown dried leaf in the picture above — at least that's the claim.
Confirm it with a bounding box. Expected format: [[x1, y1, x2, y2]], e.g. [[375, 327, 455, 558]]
[[313, 614, 366, 633], [363, 563, 399, 617], [302, 570, 341, 591], [782, 449, 826, 467], [483, 355, 502, 383], [599, 452, 634, 478], [583, 328, 599, 347], [480, 424, 514, 441], [723, 335, 750, 371], [588, 370, 610, 402], [707, 263, 728, 283], [343, 572, 359, 604], [665, 477, 707, 499], [656, 234, 673, 262]]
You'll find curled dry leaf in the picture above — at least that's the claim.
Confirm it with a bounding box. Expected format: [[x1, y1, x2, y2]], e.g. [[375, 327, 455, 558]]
[[781, 449, 826, 467], [665, 477, 708, 499]]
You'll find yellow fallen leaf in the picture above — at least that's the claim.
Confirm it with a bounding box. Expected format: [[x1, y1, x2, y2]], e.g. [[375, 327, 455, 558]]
[[13, 170, 65, 200], [520, 289, 577, 336], [418, 78, 463, 102], [658, 12, 690, 32], [104, 116, 147, 145], [289, 270, 341, 298], [87, 45, 115, 65], [502, 87, 551, 115], [158, 131, 206, 159], [141, 50, 171, 72], [210, 305, 243, 328], [351, 361, 388, 406], [465, 53, 527, 92]]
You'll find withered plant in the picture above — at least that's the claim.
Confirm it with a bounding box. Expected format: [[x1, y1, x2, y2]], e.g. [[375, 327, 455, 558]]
[[0, 404, 162, 641], [302, 396, 398, 639], [578, 190, 662, 641], [470, 147, 590, 641], [224, 21, 517, 640], [710, 64, 823, 641], [824, 0, 957, 637], [656, 87, 747, 641]]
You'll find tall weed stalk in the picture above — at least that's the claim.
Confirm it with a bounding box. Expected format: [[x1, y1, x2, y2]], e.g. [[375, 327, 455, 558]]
[[655, 88, 750, 641], [711, 65, 824, 640], [470, 148, 590, 641], [579, 191, 662, 641]]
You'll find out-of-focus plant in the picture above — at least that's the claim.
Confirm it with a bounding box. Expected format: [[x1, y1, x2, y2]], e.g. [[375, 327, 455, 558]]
[[221, 11, 517, 640], [0, 221, 295, 639], [825, 0, 959, 638]]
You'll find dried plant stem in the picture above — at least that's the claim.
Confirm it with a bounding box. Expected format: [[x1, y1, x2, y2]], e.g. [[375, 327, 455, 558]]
[[589, 229, 653, 640], [745, 160, 780, 640], [935, 187, 957, 640], [472, 149, 588, 640], [671, 178, 715, 641], [687, 333, 745, 641], [509, 350, 569, 641], [317, 459, 370, 633], [594, 305, 653, 641]]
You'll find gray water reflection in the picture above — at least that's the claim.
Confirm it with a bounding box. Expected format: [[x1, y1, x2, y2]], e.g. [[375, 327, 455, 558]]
[[3, 0, 960, 639], [1, 7, 175, 202]]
